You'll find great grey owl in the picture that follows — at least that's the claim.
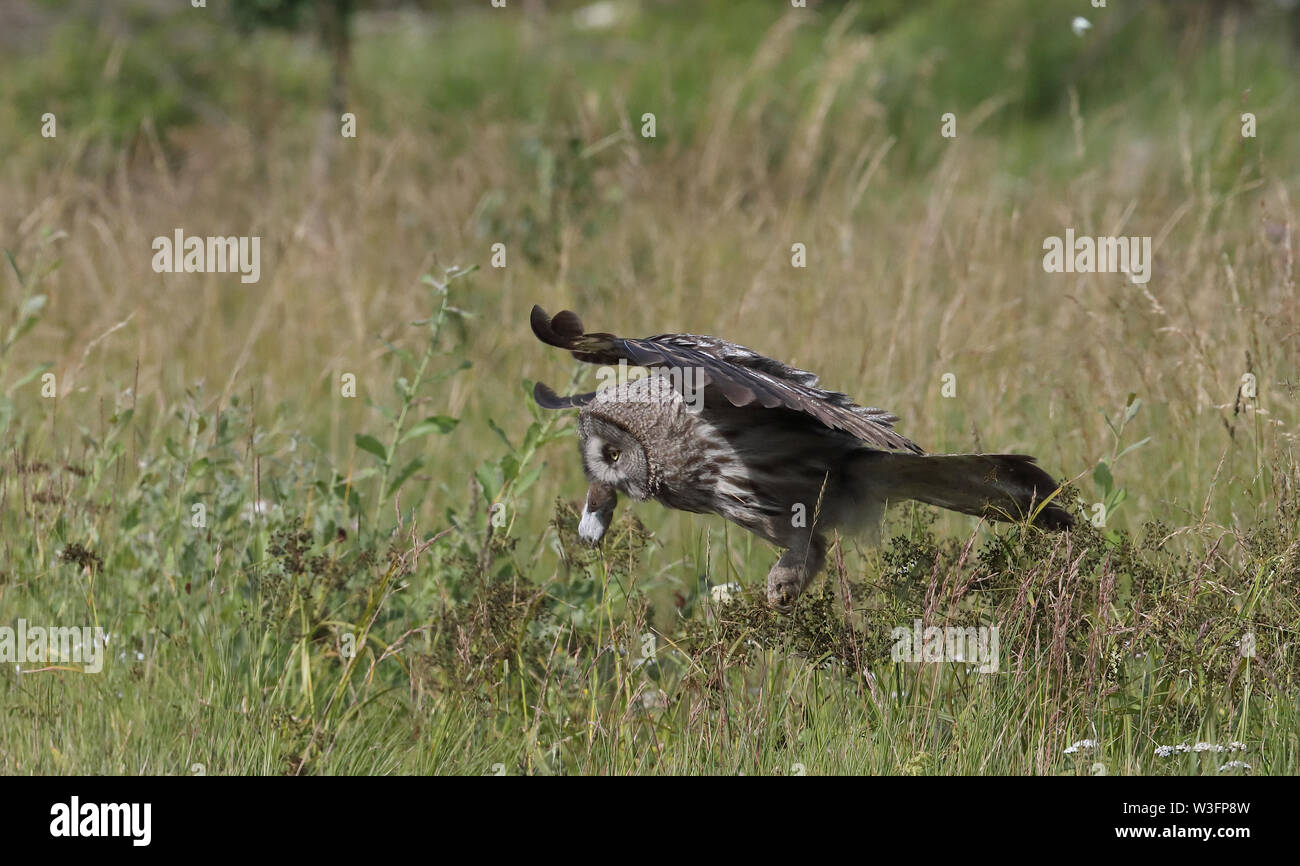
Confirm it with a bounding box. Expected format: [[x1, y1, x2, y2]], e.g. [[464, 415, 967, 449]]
[[530, 305, 1072, 610]]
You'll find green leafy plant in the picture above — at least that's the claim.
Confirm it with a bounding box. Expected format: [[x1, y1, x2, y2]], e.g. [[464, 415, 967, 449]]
[[0, 244, 56, 437], [1093, 393, 1151, 540], [338, 266, 473, 527]]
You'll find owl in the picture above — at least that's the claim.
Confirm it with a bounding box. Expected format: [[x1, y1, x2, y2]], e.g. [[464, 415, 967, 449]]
[[530, 305, 1072, 610]]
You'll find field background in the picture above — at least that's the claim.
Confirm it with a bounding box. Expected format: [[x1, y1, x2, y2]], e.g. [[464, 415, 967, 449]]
[[1, 0, 1298, 775]]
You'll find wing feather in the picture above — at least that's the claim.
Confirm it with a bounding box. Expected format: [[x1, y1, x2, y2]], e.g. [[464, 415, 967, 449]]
[[532, 381, 596, 409], [531, 305, 923, 454]]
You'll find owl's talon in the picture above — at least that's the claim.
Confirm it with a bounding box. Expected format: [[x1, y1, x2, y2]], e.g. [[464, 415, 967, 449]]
[[766, 536, 825, 611], [766, 564, 806, 612]]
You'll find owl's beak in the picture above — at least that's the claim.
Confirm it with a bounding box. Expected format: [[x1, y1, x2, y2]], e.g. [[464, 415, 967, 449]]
[[578, 482, 618, 545]]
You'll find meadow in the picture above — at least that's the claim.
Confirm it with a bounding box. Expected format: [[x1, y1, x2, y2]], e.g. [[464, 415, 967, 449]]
[[0, 0, 1297, 775]]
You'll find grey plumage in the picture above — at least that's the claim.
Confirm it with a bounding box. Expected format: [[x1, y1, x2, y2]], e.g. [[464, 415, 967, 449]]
[[531, 305, 1072, 610]]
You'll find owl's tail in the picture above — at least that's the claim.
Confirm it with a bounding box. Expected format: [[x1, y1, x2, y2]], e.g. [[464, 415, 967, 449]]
[[853, 452, 1073, 530]]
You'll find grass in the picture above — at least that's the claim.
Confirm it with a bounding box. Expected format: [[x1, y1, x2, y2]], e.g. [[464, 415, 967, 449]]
[[0, 0, 1297, 775]]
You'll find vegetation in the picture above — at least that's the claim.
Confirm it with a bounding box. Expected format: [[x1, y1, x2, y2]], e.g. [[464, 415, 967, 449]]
[[0, 0, 1297, 774]]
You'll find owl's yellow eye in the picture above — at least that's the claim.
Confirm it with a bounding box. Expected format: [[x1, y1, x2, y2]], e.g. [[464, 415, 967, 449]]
[[604, 446, 621, 463]]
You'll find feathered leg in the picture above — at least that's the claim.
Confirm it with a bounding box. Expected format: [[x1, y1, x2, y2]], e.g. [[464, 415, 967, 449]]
[[766, 533, 826, 611]]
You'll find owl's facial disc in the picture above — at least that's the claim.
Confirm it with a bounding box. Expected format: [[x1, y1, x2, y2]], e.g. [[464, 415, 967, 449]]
[[578, 482, 618, 545], [579, 416, 652, 501]]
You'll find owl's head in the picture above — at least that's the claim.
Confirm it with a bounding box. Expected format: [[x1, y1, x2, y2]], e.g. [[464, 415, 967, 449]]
[[578, 412, 655, 502]]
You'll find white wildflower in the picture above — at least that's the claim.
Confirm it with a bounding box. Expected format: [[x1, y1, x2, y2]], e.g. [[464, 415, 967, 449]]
[[710, 582, 742, 604]]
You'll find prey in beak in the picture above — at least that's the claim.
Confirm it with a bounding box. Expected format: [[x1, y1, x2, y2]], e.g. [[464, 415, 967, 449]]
[[578, 482, 618, 546]]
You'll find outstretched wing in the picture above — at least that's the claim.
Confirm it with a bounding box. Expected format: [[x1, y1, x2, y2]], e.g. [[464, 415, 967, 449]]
[[530, 305, 923, 454]]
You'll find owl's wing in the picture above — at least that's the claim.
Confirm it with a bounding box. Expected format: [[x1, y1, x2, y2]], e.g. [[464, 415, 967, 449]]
[[531, 305, 924, 454], [532, 381, 596, 409]]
